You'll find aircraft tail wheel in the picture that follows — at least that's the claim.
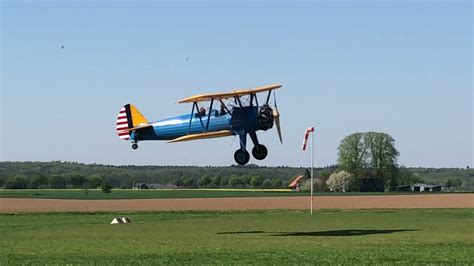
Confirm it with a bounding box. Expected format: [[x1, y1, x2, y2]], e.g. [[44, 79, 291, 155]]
[[252, 144, 268, 160], [132, 143, 138, 150], [234, 149, 250, 165]]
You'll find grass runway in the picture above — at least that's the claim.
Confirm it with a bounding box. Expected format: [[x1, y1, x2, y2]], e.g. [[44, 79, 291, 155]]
[[1, 209, 473, 264], [0, 189, 432, 200]]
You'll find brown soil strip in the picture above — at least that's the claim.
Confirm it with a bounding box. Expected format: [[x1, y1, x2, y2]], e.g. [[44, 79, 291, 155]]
[[0, 194, 472, 213]]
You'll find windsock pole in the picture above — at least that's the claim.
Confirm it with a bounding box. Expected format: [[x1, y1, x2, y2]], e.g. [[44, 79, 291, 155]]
[[302, 127, 315, 215], [311, 130, 314, 215]]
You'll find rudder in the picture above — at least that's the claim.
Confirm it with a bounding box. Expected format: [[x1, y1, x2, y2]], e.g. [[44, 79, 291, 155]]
[[116, 104, 149, 140]]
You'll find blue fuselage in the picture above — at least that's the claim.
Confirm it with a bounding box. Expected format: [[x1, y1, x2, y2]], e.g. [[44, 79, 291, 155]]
[[134, 106, 263, 141]]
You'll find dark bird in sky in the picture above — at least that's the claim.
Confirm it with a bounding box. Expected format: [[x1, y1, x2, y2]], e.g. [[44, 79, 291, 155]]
[[61, 45, 64, 49]]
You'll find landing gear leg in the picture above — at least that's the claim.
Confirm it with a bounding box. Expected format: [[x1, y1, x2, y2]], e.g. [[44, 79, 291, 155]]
[[234, 133, 250, 165], [249, 132, 268, 160]]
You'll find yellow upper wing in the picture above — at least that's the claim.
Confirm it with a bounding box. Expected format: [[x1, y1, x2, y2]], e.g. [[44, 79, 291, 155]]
[[177, 84, 282, 104]]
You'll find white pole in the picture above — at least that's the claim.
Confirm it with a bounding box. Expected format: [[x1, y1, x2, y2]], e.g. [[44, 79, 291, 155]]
[[310, 131, 314, 215]]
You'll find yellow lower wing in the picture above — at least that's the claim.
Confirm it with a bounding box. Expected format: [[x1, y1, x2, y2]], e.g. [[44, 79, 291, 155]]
[[168, 130, 234, 143]]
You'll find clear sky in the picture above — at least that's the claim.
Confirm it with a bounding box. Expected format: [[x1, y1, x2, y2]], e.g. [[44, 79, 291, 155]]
[[1, 1, 472, 167]]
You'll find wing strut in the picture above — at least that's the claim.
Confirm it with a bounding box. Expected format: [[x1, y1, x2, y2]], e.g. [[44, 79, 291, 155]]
[[196, 102, 205, 132], [205, 98, 214, 132], [187, 102, 196, 134], [235, 96, 243, 107], [265, 90, 272, 105], [219, 99, 231, 117]]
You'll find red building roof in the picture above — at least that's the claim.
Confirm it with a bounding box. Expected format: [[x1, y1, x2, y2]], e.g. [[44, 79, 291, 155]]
[[288, 175, 304, 187]]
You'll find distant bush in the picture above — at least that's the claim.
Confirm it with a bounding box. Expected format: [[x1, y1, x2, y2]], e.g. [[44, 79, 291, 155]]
[[101, 179, 112, 194]]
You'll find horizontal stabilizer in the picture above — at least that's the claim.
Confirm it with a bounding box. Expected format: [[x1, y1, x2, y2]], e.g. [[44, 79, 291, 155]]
[[117, 124, 153, 134], [168, 130, 234, 143]]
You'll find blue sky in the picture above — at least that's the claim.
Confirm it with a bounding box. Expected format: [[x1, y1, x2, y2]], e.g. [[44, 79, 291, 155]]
[[1, 1, 472, 167]]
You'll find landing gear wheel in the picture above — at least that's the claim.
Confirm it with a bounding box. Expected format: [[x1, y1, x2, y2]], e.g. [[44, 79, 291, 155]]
[[252, 144, 268, 160], [132, 143, 138, 150], [234, 149, 250, 165]]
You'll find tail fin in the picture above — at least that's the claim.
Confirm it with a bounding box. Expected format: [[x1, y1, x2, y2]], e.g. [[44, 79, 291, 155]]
[[116, 104, 149, 140]]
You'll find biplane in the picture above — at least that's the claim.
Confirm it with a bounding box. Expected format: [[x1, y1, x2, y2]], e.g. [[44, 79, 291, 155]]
[[116, 84, 282, 165]]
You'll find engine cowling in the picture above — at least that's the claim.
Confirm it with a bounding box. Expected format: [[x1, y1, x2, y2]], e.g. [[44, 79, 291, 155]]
[[258, 105, 274, 130]]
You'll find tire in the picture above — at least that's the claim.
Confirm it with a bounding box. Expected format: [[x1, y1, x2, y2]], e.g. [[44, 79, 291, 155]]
[[234, 149, 250, 165], [252, 144, 268, 160], [132, 143, 138, 150]]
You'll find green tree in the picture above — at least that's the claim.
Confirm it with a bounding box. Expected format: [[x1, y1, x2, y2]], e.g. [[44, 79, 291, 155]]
[[5, 175, 28, 189], [182, 176, 194, 188], [388, 172, 399, 192], [211, 176, 222, 188], [272, 178, 283, 188], [453, 178, 462, 188], [240, 175, 251, 188], [228, 176, 241, 188], [303, 169, 311, 181], [175, 177, 184, 188], [48, 175, 66, 189], [445, 179, 453, 188], [69, 174, 86, 188], [250, 175, 264, 188], [30, 174, 48, 189], [101, 179, 112, 193], [315, 170, 332, 191], [364, 132, 399, 173], [338, 132, 399, 190], [398, 166, 415, 186], [338, 132, 399, 173], [197, 176, 211, 188], [262, 179, 272, 188], [338, 133, 368, 170], [87, 174, 104, 189], [219, 177, 229, 188]]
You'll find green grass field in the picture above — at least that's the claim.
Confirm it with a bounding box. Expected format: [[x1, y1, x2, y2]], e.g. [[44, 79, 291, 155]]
[[1, 209, 473, 264], [0, 189, 436, 200]]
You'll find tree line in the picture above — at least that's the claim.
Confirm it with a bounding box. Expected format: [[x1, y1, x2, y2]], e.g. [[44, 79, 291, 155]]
[[1, 134, 472, 191], [174, 175, 286, 189], [0, 161, 336, 189]]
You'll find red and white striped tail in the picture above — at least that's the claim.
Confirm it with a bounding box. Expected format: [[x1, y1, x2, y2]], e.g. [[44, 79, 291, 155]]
[[116, 107, 131, 140], [302, 127, 315, 151]]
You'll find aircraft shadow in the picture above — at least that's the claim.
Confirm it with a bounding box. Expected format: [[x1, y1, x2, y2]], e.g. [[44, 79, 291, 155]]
[[273, 229, 418, 237], [217, 230, 265, 235], [218, 229, 418, 237]]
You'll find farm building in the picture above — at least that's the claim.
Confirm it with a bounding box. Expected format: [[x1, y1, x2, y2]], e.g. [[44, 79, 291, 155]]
[[288, 175, 305, 191], [358, 178, 384, 192], [396, 183, 442, 192], [133, 183, 162, 189]]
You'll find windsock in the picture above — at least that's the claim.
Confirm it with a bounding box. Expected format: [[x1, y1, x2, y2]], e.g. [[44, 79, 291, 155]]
[[302, 127, 314, 151]]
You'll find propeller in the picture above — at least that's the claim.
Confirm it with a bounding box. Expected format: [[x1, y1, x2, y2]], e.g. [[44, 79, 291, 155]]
[[273, 92, 283, 144]]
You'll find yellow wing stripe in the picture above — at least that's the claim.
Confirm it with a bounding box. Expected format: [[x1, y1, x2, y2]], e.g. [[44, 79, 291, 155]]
[[168, 130, 234, 143], [177, 84, 282, 104]]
